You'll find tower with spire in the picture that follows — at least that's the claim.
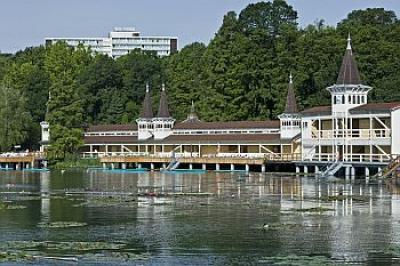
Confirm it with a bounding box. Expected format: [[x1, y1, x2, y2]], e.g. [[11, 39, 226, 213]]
[[327, 34, 372, 116], [152, 84, 175, 140], [279, 73, 301, 139], [40, 91, 51, 152], [136, 83, 154, 140]]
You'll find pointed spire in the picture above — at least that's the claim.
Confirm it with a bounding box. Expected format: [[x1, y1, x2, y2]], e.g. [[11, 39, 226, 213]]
[[139, 82, 153, 119], [284, 73, 298, 114], [157, 83, 171, 118], [336, 34, 361, 85], [346, 32, 352, 51], [183, 100, 200, 123]]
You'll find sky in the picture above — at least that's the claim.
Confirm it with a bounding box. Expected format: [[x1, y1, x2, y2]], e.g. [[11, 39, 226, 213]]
[[0, 0, 399, 53]]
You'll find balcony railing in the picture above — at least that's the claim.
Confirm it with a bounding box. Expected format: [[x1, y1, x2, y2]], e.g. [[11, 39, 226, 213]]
[[311, 129, 390, 139], [308, 153, 393, 163]]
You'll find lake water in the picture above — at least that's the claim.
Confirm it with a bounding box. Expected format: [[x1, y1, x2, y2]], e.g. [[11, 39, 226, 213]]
[[0, 169, 400, 265]]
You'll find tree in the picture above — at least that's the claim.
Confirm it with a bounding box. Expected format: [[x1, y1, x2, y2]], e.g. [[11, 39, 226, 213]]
[[44, 42, 89, 161], [0, 85, 31, 151]]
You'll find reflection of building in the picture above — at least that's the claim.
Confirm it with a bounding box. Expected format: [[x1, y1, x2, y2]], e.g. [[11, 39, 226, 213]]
[[45, 27, 178, 58], [40, 36, 400, 176]]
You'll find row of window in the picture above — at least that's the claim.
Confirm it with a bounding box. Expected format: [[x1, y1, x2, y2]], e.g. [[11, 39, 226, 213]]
[[281, 121, 301, 126], [173, 130, 279, 135], [334, 94, 366, 105], [85, 132, 137, 136]]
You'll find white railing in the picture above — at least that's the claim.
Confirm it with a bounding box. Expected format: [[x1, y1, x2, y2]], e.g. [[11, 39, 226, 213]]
[[308, 153, 393, 163], [311, 129, 390, 139], [215, 153, 265, 159]]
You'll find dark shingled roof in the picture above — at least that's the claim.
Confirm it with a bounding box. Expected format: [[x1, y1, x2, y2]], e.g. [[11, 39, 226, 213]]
[[300, 106, 332, 116], [86, 124, 137, 132], [84, 136, 138, 144], [164, 134, 285, 144], [140, 84, 153, 119], [84, 133, 289, 145], [284, 74, 298, 114], [336, 35, 361, 85], [349, 102, 400, 114], [174, 120, 280, 130], [157, 84, 171, 118]]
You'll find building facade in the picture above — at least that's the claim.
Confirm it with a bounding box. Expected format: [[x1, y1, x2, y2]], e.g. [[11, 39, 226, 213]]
[[45, 27, 178, 58]]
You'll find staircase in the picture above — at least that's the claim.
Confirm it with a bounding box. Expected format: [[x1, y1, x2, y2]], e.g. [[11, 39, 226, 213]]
[[318, 161, 343, 178], [166, 159, 180, 170], [375, 155, 400, 178]]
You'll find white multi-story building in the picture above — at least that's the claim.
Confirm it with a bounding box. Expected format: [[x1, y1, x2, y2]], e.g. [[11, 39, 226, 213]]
[[45, 27, 178, 58], [299, 35, 400, 177]]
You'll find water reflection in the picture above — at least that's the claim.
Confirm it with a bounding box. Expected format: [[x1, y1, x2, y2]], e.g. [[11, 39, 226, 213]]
[[0, 170, 399, 265]]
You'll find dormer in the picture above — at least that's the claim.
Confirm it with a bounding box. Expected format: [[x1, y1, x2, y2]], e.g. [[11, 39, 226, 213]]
[[327, 34, 372, 116]]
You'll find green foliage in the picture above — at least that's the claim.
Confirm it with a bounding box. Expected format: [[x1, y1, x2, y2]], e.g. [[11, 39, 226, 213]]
[[44, 43, 89, 162], [0, 86, 31, 151]]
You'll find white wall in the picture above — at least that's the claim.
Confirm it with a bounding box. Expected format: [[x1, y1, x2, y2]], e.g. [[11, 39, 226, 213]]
[[391, 109, 400, 155]]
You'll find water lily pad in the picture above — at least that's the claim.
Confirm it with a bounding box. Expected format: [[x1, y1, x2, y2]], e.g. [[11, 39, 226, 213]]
[[37, 221, 87, 228]]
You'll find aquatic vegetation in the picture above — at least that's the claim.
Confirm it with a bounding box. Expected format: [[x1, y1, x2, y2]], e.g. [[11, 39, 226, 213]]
[[0, 201, 27, 210], [320, 195, 370, 202], [259, 255, 342, 265], [73, 195, 138, 208], [0, 251, 33, 262], [37, 221, 87, 228], [0, 241, 150, 263], [293, 207, 335, 213]]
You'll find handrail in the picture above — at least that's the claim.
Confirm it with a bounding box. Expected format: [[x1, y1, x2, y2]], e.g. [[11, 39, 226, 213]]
[[311, 129, 391, 139]]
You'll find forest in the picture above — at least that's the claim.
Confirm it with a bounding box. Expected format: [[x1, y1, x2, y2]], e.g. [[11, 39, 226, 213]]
[[0, 0, 399, 161]]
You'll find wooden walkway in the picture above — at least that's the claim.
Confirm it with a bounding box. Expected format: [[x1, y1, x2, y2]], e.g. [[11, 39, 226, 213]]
[[100, 155, 266, 165]]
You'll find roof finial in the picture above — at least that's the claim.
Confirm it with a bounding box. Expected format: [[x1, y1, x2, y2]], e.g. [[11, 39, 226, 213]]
[[145, 82, 150, 93], [289, 73, 293, 84], [161, 83, 166, 91], [191, 100, 195, 113], [347, 32, 352, 51]]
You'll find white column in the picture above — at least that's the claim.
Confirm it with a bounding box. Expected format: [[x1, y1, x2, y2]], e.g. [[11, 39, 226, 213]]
[[315, 165, 319, 174], [138, 163, 142, 169], [189, 163, 193, 170], [304, 165, 308, 174], [351, 167, 356, 180], [122, 163, 127, 170], [103, 162, 107, 169], [245, 164, 250, 172], [365, 167, 370, 177], [261, 164, 266, 173], [216, 163, 220, 171], [111, 163, 115, 170], [296, 166, 300, 174], [345, 166, 350, 180], [202, 164, 206, 171], [230, 164, 235, 171], [150, 163, 154, 170]]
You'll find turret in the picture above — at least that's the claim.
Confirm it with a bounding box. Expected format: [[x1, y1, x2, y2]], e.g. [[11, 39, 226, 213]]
[[136, 83, 154, 140], [152, 84, 175, 139], [327, 34, 372, 116], [182, 101, 201, 123], [279, 74, 301, 139]]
